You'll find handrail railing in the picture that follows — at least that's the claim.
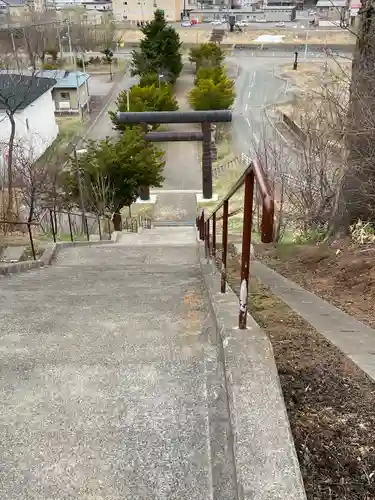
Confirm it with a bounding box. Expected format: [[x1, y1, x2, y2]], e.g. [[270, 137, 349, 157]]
[[43, 208, 111, 244], [196, 159, 275, 329], [0, 220, 39, 261]]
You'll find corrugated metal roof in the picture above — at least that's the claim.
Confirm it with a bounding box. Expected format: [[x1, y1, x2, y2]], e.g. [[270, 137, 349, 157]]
[[36, 70, 90, 89]]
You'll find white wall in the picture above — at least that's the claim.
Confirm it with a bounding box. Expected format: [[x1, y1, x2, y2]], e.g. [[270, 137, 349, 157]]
[[0, 90, 59, 165]]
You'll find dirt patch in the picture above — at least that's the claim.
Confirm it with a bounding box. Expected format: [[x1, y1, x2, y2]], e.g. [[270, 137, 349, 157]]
[[224, 251, 375, 500], [256, 241, 375, 329]]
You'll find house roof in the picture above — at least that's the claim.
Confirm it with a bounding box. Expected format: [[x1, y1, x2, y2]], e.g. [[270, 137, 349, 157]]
[[36, 70, 90, 89], [0, 74, 56, 111], [316, 0, 346, 6]]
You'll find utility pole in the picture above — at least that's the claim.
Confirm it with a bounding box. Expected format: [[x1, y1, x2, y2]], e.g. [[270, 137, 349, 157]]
[[10, 32, 20, 72], [66, 20, 74, 66]]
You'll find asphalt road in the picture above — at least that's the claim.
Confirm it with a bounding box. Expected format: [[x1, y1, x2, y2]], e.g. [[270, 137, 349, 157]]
[[229, 54, 292, 160]]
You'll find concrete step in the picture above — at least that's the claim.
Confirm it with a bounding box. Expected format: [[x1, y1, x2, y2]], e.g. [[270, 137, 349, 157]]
[[0, 242, 214, 500], [152, 220, 196, 227], [117, 226, 198, 246]]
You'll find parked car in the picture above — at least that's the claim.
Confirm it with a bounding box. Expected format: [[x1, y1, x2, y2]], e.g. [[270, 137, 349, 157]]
[[275, 21, 285, 27], [256, 18, 267, 23], [237, 20, 249, 26], [211, 19, 223, 25], [181, 20, 192, 27]]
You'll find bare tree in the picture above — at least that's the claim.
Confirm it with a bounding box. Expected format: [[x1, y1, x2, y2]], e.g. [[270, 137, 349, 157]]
[[0, 69, 55, 220], [329, 4, 375, 233]]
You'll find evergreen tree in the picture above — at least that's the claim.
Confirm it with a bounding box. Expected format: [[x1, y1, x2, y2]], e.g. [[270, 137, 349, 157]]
[[63, 128, 164, 229], [131, 9, 182, 83], [109, 83, 179, 131]]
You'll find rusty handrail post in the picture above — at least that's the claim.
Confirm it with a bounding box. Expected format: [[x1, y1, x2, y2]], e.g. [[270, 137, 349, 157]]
[[85, 216, 90, 241], [205, 220, 209, 260], [261, 197, 275, 243], [212, 212, 216, 259], [53, 210, 58, 238], [67, 212, 73, 242], [27, 222, 36, 260], [97, 214, 102, 240], [239, 170, 255, 329], [49, 209, 56, 243], [199, 211, 205, 240], [221, 200, 229, 293]]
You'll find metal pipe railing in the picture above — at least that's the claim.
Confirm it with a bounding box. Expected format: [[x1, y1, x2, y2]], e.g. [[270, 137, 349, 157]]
[[0, 220, 39, 260], [196, 159, 275, 329]]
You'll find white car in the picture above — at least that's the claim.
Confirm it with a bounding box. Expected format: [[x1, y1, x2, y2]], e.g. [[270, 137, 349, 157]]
[[256, 18, 267, 23], [275, 22, 285, 27], [211, 19, 223, 25], [181, 20, 192, 27], [237, 20, 249, 26]]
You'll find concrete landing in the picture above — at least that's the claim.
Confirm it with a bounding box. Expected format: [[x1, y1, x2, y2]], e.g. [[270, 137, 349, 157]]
[[252, 260, 375, 382], [0, 239, 212, 500], [153, 192, 198, 224]]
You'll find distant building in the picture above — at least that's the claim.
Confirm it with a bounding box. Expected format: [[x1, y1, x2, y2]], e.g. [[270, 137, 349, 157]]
[[36, 70, 90, 114], [189, 5, 296, 21], [316, 0, 347, 19], [113, 0, 181, 22], [0, 74, 58, 167]]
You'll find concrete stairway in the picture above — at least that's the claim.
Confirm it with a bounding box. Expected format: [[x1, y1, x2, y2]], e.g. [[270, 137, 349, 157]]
[[0, 226, 305, 500], [210, 28, 226, 43]]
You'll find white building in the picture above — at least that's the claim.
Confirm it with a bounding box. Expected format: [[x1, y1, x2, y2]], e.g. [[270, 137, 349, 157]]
[[113, 0, 181, 22], [0, 74, 59, 169]]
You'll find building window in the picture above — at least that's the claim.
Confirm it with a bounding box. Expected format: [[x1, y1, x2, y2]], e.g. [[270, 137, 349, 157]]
[[61, 92, 70, 100], [25, 118, 29, 131]]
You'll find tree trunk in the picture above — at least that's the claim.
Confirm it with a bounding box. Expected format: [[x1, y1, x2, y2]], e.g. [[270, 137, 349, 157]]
[[6, 111, 16, 222], [330, 2, 375, 234], [112, 211, 122, 231]]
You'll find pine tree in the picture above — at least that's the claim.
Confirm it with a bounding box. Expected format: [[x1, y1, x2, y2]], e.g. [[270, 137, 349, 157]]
[[131, 9, 182, 83]]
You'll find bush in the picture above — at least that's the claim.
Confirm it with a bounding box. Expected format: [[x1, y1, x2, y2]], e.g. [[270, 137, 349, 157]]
[[109, 83, 179, 131], [189, 43, 225, 71], [189, 68, 235, 110], [139, 72, 159, 87], [42, 62, 58, 70]]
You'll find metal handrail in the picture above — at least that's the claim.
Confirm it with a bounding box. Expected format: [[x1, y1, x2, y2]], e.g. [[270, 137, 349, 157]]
[[0, 219, 39, 261], [196, 159, 275, 330]]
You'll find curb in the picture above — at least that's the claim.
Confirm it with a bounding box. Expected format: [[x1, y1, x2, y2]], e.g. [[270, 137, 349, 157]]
[[199, 244, 307, 500], [41, 240, 115, 266], [0, 260, 44, 276]]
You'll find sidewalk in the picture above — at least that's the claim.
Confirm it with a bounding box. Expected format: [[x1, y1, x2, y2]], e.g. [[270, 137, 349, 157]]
[[252, 260, 375, 382]]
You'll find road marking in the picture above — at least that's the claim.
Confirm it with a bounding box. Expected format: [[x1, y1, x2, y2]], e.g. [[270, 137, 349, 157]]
[[245, 103, 248, 111], [251, 71, 256, 87], [248, 90, 252, 98], [245, 117, 251, 127], [253, 133, 260, 145]]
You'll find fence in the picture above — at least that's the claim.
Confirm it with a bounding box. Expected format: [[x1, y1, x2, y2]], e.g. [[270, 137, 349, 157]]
[[0, 219, 39, 260], [212, 156, 240, 180], [196, 158, 274, 330]]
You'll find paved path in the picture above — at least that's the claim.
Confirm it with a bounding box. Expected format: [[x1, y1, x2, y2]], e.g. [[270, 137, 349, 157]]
[[153, 71, 201, 223], [252, 260, 375, 382], [85, 72, 138, 141], [0, 231, 214, 499]]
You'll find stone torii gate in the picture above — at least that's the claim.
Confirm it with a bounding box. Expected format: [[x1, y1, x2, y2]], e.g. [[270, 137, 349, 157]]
[[116, 110, 232, 200]]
